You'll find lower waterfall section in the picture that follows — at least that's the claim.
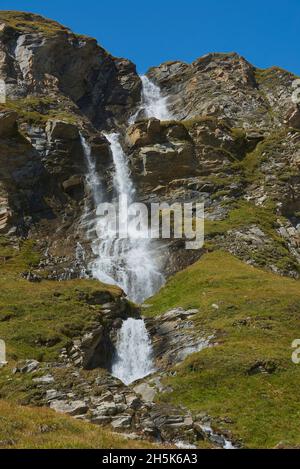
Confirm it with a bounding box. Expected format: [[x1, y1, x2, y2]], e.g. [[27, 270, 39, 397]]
[[112, 318, 155, 385]]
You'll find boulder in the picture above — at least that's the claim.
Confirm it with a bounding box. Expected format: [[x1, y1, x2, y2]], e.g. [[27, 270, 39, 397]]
[[94, 402, 118, 416], [50, 400, 88, 416], [126, 118, 161, 147], [111, 415, 132, 429], [14, 359, 40, 374]]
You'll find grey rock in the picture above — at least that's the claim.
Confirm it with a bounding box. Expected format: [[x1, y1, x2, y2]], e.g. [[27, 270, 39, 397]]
[[33, 374, 54, 384], [15, 359, 40, 374], [111, 415, 132, 429], [94, 402, 118, 416], [50, 400, 88, 416]]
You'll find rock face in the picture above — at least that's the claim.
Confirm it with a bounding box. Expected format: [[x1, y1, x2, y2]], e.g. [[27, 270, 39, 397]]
[[0, 11, 141, 128], [146, 308, 214, 369], [147, 53, 296, 129], [0, 12, 299, 281], [1, 10, 300, 450]]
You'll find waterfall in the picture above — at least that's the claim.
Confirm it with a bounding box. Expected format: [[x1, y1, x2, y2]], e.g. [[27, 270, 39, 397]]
[[82, 131, 165, 303], [112, 318, 154, 385], [80, 134, 103, 207], [129, 75, 172, 123], [105, 132, 135, 198]]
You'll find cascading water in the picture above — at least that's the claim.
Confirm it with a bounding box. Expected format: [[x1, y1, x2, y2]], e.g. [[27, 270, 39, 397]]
[[112, 318, 154, 385], [141, 75, 172, 120], [81, 77, 172, 383], [82, 131, 164, 303], [129, 75, 172, 123], [80, 133, 103, 207]]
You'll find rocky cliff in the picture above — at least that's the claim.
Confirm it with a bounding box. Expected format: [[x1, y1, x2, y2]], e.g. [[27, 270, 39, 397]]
[[1, 11, 300, 449]]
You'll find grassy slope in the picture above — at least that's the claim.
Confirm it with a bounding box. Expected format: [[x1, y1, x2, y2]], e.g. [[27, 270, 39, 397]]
[[145, 250, 300, 448], [0, 236, 128, 362], [0, 237, 154, 449], [0, 399, 158, 449]]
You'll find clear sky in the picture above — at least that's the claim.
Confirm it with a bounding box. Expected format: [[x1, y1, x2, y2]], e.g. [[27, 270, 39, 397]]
[[0, 0, 299, 75]]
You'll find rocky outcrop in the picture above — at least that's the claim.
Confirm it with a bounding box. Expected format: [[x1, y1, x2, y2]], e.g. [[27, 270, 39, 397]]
[[12, 360, 237, 448], [0, 12, 299, 282], [147, 53, 296, 129], [0, 11, 141, 129], [126, 119, 197, 192], [145, 307, 214, 369]]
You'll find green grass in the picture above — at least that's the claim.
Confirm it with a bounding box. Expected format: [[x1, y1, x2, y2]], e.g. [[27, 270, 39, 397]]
[[0, 399, 159, 449], [205, 200, 278, 237], [0, 11, 70, 36], [144, 250, 300, 448], [0, 236, 128, 362], [1, 96, 79, 124]]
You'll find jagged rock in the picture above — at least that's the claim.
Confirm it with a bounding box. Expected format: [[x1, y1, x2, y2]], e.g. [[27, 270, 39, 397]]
[[93, 402, 118, 416], [111, 415, 132, 429], [146, 309, 213, 368], [45, 389, 64, 401], [91, 415, 112, 425], [125, 394, 141, 409], [50, 400, 88, 416], [126, 118, 161, 147], [62, 175, 83, 193], [14, 359, 40, 374], [148, 53, 295, 128], [0, 196, 11, 233]]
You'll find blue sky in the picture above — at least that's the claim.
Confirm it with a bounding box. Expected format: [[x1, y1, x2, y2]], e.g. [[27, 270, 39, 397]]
[[0, 0, 299, 75]]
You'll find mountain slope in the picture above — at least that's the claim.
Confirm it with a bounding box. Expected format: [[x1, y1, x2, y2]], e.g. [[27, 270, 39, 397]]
[[144, 250, 300, 448], [0, 10, 300, 449]]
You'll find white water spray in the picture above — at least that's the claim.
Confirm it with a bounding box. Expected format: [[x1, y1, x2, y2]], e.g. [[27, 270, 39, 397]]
[[130, 75, 172, 123], [112, 318, 154, 385], [80, 134, 103, 207], [82, 132, 164, 303]]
